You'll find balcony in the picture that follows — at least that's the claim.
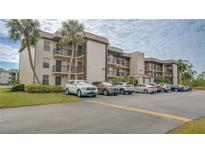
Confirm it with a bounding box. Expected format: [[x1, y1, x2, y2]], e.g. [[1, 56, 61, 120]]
[[52, 65, 84, 74], [163, 72, 172, 77], [145, 66, 162, 72], [107, 71, 129, 77], [107, 58, 130, 68], [53, 48, 85, 58]]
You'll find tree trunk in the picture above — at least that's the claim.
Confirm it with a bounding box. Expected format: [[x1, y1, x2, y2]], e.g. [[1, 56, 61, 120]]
[[27, 45, 41, 85], [68, 44, 75, 80], [75, 45, 78, 80]]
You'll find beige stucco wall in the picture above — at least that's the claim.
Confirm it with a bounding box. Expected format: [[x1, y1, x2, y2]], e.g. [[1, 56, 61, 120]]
[[34, 38, 55, 85], [86, 40, 106, 83], [130, 52, 145, 84], [34, 38, 70, 86], [172, 63, 178, 85], [19, 46, 35, 84]]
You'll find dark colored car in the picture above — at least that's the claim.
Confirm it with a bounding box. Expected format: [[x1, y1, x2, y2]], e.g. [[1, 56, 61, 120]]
[[171, 85, 184, 92], [92, 81, 118, 96]]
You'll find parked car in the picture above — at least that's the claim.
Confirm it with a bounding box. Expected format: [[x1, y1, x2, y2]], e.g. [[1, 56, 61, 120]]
[[160, 83, 171, 92], [113, 82, 135, 94], [171, 85, 184, 92], [135, 84, 157, 94], [184, 85, 192, 91], [92, 81, 118, 95], [65, 80, 97, 97], [148, 83, 163, 93]]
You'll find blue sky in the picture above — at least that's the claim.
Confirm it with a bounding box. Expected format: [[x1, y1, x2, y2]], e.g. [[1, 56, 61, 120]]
[[0, 19, 204, 73]]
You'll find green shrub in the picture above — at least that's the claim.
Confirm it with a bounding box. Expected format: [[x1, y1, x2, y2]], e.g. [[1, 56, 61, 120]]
[[112, 77, 125, 84], [11, 80, 19, 85], [124, 77, 138, 86], [11, 84, 25, 92], [154, 75, 167, 84], [111, 76, 138, 86], [25, 85, 64, 93]]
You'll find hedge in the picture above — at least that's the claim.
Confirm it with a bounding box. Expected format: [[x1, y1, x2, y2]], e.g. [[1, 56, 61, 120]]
[[25, 85, 64, 93], [11, 84, 25, 92]]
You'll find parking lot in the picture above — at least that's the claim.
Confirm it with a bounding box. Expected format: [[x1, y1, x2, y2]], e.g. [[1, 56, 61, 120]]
[[1, 90, 205, 133]]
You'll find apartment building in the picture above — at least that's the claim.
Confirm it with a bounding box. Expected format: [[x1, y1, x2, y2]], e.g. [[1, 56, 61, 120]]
[[145, 58, 179, 85], [0, 68, 18, 85], [107, 46, 131, 82], [19, 30, 178, 86], [19, 30, 108, 86]]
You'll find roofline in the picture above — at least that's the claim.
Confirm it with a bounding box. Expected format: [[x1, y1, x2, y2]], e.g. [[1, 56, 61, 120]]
[[38, 30, 109, 44], [145, 57, 178, 64]]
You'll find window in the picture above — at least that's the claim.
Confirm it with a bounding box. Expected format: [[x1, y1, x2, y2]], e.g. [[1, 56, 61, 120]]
[[42, 75, 49, 85], [55, 76, 61, 85], [69, 81, 75, 85], [44, 40, 50, 51], [43, 58, 49, 68], [121, 59, 125, 66]]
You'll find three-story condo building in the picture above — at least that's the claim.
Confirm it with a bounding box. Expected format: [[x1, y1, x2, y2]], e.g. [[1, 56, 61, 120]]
[[145, 58, 179, 84], [19, 30, 179, 86]]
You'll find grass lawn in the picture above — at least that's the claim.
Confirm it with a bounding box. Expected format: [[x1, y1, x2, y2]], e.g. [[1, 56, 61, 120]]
[[169, 117, 205, 134], [192, 86, 205, 90], [0, 88, 80, 108]]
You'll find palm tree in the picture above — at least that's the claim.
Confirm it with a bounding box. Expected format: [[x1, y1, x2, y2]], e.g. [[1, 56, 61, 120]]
[[7, 19, 41, 85], [60, 20, 85, 80]]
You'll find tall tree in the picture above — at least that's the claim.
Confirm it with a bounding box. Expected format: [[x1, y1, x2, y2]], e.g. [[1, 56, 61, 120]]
[[7, 19, 41, 85], [178, 59, 196, 85], [60, 20, 85, 80]]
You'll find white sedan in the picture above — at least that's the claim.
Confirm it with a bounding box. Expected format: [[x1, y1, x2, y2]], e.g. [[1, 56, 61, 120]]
[[135, 84, 157, 94]]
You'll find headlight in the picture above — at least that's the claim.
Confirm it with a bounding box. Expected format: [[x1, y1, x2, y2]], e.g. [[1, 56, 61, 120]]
[[81, 87, 87, 90]]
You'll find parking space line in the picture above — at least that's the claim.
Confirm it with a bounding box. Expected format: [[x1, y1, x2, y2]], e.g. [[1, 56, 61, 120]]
[[87, 100, 192, 122]]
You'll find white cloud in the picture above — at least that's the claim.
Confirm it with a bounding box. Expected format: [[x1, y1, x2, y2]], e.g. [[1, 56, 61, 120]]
[[0, 20, 8, 37], [0, 19, 205, 72], [0, 43, 19, 63]]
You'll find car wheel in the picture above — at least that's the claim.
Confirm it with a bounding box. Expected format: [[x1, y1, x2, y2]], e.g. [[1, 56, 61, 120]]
[[92, 95, 97, 97], [77, 90, 82, 97], [143, 89, 148, 94], [66, 88, 70, 95], [103, 89, 108, 96], [175, 89, 178, 92], [128, 92, 132, 95], [120, 89, 125, 95]]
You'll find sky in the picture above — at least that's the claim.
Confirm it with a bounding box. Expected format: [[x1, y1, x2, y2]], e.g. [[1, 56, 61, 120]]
[[0, 19, 204, 73]]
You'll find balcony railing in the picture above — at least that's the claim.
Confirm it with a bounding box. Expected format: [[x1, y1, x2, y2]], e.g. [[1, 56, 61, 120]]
[[53, 48, 85, 57], [163, 72, 172, 76], [107, 58, 130, 67], [52, 65, 84, 74], [107, 71, 129, 77], [145, 66, 162, 71]]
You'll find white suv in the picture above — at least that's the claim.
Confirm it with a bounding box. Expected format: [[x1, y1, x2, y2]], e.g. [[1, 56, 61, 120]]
[[65, 80, 97, 97], [113, 82, 135, 94]]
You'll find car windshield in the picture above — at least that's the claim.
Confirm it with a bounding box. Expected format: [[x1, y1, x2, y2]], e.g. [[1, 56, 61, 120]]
[[127, 83, 133, 86], [77, 81, 89, 85], [103, 82, 112, 86]]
